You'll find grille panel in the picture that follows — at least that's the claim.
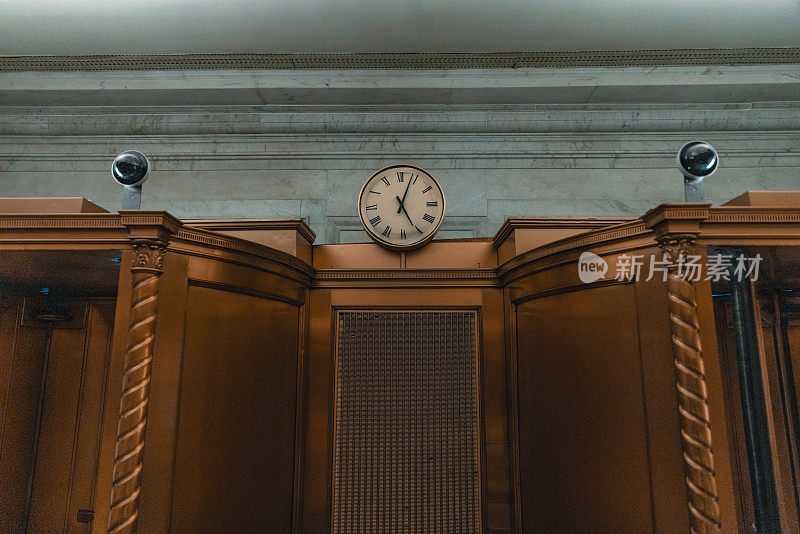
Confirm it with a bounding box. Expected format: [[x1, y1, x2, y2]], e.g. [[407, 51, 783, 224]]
[[333, 311, 480, 534]]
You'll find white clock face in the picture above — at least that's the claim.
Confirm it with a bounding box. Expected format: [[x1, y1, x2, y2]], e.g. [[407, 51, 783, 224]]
[[358, 165, 445, 250]]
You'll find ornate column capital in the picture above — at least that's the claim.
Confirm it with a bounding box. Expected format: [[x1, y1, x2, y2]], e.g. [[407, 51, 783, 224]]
[[655, 232, 699, 264], [130, 241, 166, 274]]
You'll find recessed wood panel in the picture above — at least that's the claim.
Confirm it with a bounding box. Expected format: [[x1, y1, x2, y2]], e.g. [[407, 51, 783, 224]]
[[516, 284, 654, 533], [333, 311, 480, 533], [170, 286, 299, 533], [0, 298, 114, 533], [27, 301, 115, 532]]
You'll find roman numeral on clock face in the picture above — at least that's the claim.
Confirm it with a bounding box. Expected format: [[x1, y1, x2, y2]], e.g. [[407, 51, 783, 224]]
[[423, 213, 435, 223], [400, 229, 406, 239], [397, 172, 404, 182], [411, 175, 418, 185], [366, 204, 377, 210], [369, 216, 381, 226], [381, 176, 390, 186], [426, 201, 437, 206], [422, 185, 432, 193], [382, 226, 391, 237]]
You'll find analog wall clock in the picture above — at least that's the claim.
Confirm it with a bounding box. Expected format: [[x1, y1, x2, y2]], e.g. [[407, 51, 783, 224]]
[[357, 164, 445, 251]]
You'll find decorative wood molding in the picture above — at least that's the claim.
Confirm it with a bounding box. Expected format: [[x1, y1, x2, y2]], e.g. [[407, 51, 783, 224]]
[[641, 204, 712, 236], [706, 207, 800, 224], [498, 219, 652, 283], [119, 211, 182, 243], [184, 218, 316, 244], [172, 226, 314, 282], [315, 268, 499, 288], [2, 48, 799, 71], [493, 216, 635, 248], [0, 214, 124, 229], [130, 241, 166, 274]]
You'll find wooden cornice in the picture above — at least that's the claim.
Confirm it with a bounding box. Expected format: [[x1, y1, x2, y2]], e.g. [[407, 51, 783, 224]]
[[2, 206, 800, 287], [497, 219, 653, 283], [183, 218, 316, 244], [641, 203, 711, 240], [493, 216, 635, 248], [171, 225, 315, 284], [0, 213, 128, 247], [119, 210, 182, 243]]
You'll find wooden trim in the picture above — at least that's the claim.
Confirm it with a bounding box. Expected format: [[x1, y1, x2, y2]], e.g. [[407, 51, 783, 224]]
[[183, 218, 316, 244], [173, 226, 313, 276], [510, 278, 632, 306], [315, 269, 499, 288], [185, 279, 305, 307], [493, 216, 634, 248]]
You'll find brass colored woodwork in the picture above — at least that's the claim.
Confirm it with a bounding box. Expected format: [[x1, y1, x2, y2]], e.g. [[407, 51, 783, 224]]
[[108, 243, 166, 534], [1, 194, 800, 534], [662, 236, 722, 533]]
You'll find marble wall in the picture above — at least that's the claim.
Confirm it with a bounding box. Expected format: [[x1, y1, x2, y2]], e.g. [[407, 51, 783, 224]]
[[1, 67, 798, 243]]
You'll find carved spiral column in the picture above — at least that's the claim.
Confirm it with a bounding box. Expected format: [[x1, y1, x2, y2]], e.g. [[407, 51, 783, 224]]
[[108, 242, 166, 534], [659, 234, 722, 534]]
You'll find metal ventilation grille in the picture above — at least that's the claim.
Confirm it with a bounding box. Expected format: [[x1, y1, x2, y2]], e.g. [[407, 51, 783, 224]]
[[333, 311, 481, 534]]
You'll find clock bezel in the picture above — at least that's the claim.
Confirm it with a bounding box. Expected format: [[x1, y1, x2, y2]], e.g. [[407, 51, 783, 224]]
[[357, 164, 446, 252]]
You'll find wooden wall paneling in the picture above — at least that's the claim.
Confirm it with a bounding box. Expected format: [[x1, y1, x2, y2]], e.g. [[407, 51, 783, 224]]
[[503, 286, 522, 534], [185, 253, 306, 306], [693, 272, 741, 533], [515, 283, 655, 533], [479, 288, 512, 534], [302, 288, 333, 533], [0, 297, 50, 534], [26, 304, 90, 532], [292, 288, 311, 534], [169, 285, 300, 533], [66, 300, 116, 533], [92, 249, 134, 534], [632, 256, 690, 533], [136, 251, 189, 534], [26, 300, 115, 532]]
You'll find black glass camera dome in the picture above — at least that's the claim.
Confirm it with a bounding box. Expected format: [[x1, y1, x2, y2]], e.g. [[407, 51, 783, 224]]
[[677, 141, 718, 179], [112, 151, 150, 187]]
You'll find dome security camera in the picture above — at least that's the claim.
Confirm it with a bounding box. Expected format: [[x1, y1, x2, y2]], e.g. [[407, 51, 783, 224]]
[[677, 141, 718, 181], [112, 150, 150, 187]]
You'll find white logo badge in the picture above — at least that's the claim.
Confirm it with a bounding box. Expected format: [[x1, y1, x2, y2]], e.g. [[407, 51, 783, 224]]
[[578, 251, 608, 283]]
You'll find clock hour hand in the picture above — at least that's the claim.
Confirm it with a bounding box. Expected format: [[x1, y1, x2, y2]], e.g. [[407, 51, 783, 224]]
[[395, 196, 415, 226], [397, 180, 412, 213]]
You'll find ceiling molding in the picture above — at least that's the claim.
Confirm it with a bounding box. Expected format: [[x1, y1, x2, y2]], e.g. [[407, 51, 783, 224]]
[[2, 48, 799, 71]]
